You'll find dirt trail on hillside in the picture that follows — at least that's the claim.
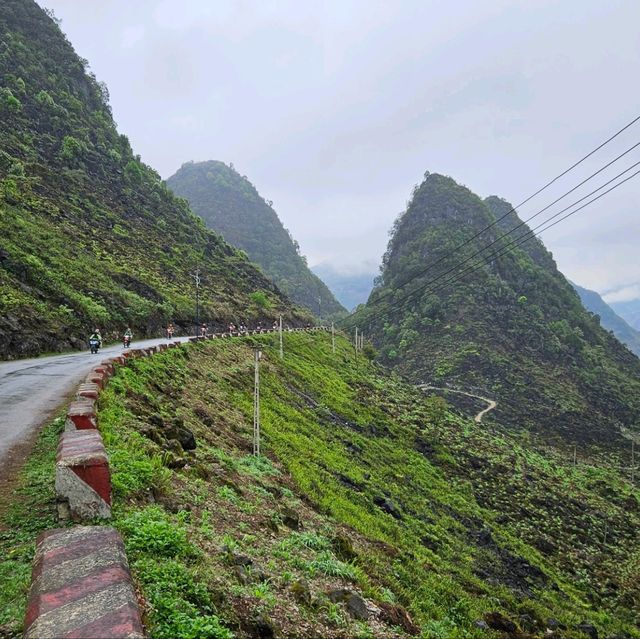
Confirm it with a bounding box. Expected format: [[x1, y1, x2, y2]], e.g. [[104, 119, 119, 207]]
[[419, 385, 497, 423]]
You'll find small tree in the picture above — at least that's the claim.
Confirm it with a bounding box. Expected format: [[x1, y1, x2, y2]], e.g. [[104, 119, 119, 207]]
[[1, 88, 22, 113], [60, 135, 85, 161], [249, 291, 271, 311], [362, 342, 377, 360]]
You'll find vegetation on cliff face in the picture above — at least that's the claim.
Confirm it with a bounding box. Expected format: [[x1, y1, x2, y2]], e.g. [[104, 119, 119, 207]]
[[69, 332, 639, 638], [0, 1, 308, 359], [166, 161, 346, 320], [351, 173, 640, 451]]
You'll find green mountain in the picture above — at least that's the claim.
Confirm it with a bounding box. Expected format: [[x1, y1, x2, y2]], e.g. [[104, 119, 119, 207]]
[[0, 1, 308, 360], [353, 173, 640, 450], [166, 161, 346, 319], [6, 332, 639, 637], [571, 282, 640, 357]]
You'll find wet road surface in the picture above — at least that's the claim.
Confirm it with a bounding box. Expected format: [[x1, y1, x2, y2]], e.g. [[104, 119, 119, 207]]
[[0, 336, 190, 466]]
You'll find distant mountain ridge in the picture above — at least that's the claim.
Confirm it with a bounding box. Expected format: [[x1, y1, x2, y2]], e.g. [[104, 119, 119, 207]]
[[351, 172, 640, 449], [310, 263, 375, 311], [609, 297, 640, 331], [571, 282, 640, 357], [166, 161, 346, 319]]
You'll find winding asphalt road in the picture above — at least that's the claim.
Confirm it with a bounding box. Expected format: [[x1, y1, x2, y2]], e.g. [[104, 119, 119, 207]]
[[0, 336, 190, 467]]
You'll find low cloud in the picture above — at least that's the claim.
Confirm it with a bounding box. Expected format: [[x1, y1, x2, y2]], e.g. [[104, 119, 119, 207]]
[[603, 284, 640, 304]]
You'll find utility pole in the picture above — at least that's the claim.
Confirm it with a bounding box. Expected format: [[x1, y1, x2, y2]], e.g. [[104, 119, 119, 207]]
[[354, 326, 358, 354], [632, 440, 636, 485], [253, 349, 262, 456], [190, 268, 201, 337], [331, 322, 335, 354], [279, 315, 283, 360]]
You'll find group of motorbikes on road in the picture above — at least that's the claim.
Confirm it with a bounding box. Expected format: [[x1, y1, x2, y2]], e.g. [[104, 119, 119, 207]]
[[88, 319, 278, 353], [87, 323, 176, 354]]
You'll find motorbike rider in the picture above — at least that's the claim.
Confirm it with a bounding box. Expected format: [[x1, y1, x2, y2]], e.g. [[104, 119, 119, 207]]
[[89, 328, 102, 350], [166, 323, 174, 339], [123, 327, 133, 347]]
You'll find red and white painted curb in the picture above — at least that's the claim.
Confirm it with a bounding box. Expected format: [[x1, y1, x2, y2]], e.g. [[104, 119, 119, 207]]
[[24, 526, 144, 639], [30, 326, 326, 637], [56, 430, 111, 521]]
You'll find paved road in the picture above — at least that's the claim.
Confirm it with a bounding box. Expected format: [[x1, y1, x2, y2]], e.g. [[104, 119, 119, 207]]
[[0, 336, 190, 465]]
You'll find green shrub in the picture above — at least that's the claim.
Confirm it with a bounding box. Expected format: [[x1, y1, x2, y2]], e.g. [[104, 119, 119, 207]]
[[132, 557, 233, 639], [305, 551, 358, 580], [109, 447, 168, 497], [1, 88, 22, 112], [59, 135, 86, 161], [35, 90, 55, 107], [124, 159, 144, 184], [249, 291, 271, 310], [1, 178, 20, 204], [8, 160, 25, 176], [118, 505, 195, 559]]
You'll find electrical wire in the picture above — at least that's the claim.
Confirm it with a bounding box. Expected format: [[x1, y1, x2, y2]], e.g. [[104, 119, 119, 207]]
[[360, 165, 640, 325], [366, 115, 640, 309]]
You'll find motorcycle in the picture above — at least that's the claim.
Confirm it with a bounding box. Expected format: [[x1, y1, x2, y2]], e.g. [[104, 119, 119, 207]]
[[89, 338, 101, 354], [123, 335, 131, 348]]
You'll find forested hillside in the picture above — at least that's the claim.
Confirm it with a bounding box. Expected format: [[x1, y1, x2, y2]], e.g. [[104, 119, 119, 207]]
[[167, 161, 346, 319], [352, 173, 640, 450], [0, 1, 308, 359]]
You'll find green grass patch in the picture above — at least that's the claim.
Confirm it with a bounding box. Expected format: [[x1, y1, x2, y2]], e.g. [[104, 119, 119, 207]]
[[0, 416, 64, 637], [96, 333, 640, 638]]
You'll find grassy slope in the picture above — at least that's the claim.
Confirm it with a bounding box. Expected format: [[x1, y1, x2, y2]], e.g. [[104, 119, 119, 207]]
[[92, 333, 639, 638]]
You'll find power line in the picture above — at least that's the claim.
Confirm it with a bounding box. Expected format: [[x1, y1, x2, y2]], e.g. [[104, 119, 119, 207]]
[[361, 165, 640, 325], [368, 142, 640, 316], [367, 115, 640, 310], [370, 167, 640, 322], [378, 157, 640, 312], [421, 166, 640, 302]]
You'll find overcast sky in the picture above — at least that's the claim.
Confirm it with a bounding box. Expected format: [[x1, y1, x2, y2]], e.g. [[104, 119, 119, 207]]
[[41, 0, 640, 301]]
